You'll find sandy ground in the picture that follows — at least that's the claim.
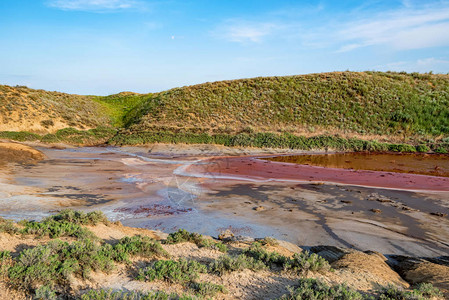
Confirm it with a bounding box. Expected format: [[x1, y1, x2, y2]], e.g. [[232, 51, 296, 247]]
[[0, 142, 448, 257]]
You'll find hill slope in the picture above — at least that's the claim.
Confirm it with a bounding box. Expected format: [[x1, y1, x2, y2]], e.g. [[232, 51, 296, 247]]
[[125, 71, 449, 138], [0, 85, 113, 133]]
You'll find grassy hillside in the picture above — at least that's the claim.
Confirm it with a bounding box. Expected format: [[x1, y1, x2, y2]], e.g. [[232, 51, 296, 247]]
[[0, 85, 114, 133], [126, 71, 449, 139], [2, 71, 449, 151]]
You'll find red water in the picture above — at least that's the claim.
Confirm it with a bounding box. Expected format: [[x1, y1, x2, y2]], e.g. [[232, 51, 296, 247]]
[[265, 152, 449, 178], [189, 153, 449, 191]]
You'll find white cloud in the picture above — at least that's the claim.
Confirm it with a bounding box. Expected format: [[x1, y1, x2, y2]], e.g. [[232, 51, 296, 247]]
[[337, 4, 449, 51], [46, 0, 144, 12], [214, 21, 278, 43]]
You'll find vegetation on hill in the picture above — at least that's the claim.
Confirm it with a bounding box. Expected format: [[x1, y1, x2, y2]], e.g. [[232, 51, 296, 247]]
[[2, 72, 449, 151], [0, 85, 112, 133], [126, 71, 449, 138]]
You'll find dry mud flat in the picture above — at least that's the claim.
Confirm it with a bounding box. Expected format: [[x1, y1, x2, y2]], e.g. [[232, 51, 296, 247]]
[[0, 142, 448, 257], [0, 141, 448, 298]]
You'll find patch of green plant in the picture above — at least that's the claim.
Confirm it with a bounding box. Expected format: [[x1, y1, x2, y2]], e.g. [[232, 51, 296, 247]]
[[165, 229, 227, 253], [243, 242, 288, 267], [378, 283, 443, 300], [165, 229, 203, 245], [0, 131, 40, 141], [0, 217, 19, 234], [278, 278, 364, 300], [137, 258, 207, 284], [198, 238, 228, 252], [20, 218, 95, 239], [111, 235, 169, 262], [189, 282, 227, 298], [208, 254, 267, 275], [79, 289, 187, 300], [35, 285, 58, 300], [108, 131, 430, 153], [0, 250, 12, 278], [49, 209, 109, 226], [284, 251, 331, 275], [8, 239, 115, 291]]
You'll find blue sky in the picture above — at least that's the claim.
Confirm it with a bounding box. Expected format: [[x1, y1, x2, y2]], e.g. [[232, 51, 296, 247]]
[[1, 0, 449, 95]]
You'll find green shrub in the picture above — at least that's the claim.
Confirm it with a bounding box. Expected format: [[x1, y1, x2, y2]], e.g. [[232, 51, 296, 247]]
[[208, 254, 266, 275], [0, 217, 19, 234], [8, 239, 115, 291], [165, 229, 227, 253], [189, 282, 227, 297], [165, 229, 203, 245], [79, 289, 182, 300], [34, 285, 57, 300], [137, 259, 207, 284], [0, 250, 12, 278], [388, 144, 416, 153], [415, 145, 430, 153], [284, 251, 331, 275], [278, 278, 364, 300], [244, 242, 288, 267], [378, 283, 443, 300], [111, 235, 168, 262], [50, 209, 109, 225], [20, 219, 94, 239]]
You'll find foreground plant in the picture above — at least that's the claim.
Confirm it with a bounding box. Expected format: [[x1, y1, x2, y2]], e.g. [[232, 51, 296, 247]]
[[278, 278, 364, 300], [137, 258, 207, 284], [165, 229, 227, 253]]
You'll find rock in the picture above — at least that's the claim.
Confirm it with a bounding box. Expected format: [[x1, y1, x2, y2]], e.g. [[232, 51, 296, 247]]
[[218, 229, 234, 240], [309, 245, 352, 263], [253, 206, 266, 212], [341, 200, 352, 204], [389, 255, 449, 298], [370, 208, 382, 213], [430, 212, 448, 217], [366, 193, 392, 203]]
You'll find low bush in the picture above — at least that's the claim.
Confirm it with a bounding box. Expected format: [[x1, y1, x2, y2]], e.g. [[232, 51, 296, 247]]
[[278, 278, 364, 300], [165, 229, 227, 253], [20, 219, 94, 239], [49, 209, 109, 226], [284, 251, 331, 275], [165, 229, 203, 245], [137, 259, 207, 284], [111, 235, 169, 262], [0, 217, 19, 235], [208, 254, 266, 275], [8, 239, 115, 291], [79, 289, 187, 300], [189, 282, 227, 298], [378, 283, 443, 300], [244, 242, 288, 267]]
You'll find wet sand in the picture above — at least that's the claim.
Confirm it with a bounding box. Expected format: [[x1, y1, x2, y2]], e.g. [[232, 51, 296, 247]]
[[0, 143, 448, 257]]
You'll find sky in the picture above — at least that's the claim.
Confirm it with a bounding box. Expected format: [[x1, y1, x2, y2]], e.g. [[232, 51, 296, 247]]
[[1, 0, 449, 95]]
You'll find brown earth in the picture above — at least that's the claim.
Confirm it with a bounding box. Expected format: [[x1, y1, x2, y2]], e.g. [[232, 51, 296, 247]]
[[0, 142, 45, 166]]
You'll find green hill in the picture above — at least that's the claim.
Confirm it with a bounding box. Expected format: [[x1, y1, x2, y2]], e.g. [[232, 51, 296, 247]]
[[125, 71, 449, 138], [1, 71, 449, 151]]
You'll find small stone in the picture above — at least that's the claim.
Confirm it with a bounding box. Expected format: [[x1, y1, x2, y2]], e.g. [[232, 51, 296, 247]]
[[254, 206, 266, 212], [370, 208, 382, 213], [430, 212, 448, 217]]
